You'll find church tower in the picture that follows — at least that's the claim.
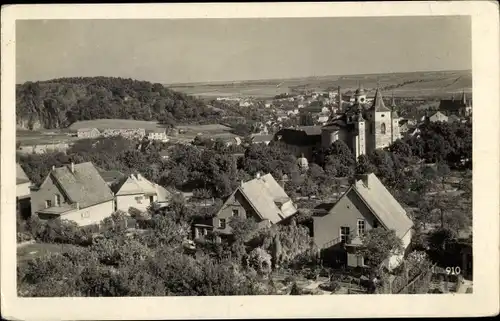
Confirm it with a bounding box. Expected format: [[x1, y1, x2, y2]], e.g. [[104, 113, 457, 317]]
[[390, 92, 401, 142], [366, 88, 392, 153], [353, 83, 367, 104], [337, 86, 343, 113], [460, 90, 468, 117], [353, 108, 366, 158]]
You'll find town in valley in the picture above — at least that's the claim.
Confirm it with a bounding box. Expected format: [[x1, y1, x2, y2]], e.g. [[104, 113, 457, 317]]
[[15, 18, 473, 297]]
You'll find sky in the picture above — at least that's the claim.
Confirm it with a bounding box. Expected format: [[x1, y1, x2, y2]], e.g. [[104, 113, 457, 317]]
[[16, 16, 471, 84]]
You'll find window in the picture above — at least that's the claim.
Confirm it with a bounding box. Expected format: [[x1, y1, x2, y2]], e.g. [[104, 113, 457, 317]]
[[135, 196, 143, 204], [219, 219, 226, 229], [340, 226, 350, 244], [381, 114, 385, 117], [54, 195, 61, 207], [357, 255, 364, 267], [232, 209, 239, 217], [357, 219, 366, 236], [381, 123, 386, 134], [149, 196, 154, 204], [373, 220, 379, 228], [45, 200, 52, 208], [203, 228, 208, 236]]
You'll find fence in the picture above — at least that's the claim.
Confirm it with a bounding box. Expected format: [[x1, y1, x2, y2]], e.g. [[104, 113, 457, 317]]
[[389, 262, 436, 294]]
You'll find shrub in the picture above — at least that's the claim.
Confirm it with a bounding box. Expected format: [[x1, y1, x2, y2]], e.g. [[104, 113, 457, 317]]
[[290, 282, 301, 295], [319, 281, 340, 292], [283, 275, 295, 285], [17, 232, 33, 243]]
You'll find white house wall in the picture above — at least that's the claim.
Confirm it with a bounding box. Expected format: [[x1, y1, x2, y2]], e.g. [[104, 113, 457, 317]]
[[16, 182, 31, 198], [61, 201, 115, 227], [116, 193, 157, 213], [382, 229, 413, 271]]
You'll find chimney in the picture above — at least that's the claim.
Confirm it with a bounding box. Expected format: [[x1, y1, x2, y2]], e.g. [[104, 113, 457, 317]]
[[52, 165, 55, 171], [70, 162, 75, 174], [240, 180, 244, 187], [76, 202, 80, 210], [354, 174, 370, 187], [256, 172, 261, 179]]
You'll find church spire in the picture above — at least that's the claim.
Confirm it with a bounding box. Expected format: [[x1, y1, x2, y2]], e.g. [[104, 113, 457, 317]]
[[337, 85, 342, 112], [461, 90, 467, 105], [371, 87, 391, 112], [391, 91, 399, 118]]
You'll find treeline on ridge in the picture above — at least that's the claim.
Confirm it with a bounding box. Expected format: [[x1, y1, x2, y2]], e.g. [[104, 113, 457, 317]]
[[16, 77, 223, 129]]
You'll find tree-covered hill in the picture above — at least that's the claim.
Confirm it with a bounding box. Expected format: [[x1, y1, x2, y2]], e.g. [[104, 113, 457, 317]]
[[16, 77, 222, 130]]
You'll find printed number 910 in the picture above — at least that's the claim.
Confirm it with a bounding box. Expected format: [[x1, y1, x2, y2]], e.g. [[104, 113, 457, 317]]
[[446, 267, 461, 275]]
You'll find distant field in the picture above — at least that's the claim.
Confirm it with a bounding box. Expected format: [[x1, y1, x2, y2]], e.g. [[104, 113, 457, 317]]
[[175, 124, 237, 139], [167, 70, 472, 99], [68, 119, 168, 131], [17, 130, 79, 145]]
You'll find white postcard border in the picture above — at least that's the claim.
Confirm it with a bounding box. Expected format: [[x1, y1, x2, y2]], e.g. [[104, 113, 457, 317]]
[[1, 2, 499, 319]]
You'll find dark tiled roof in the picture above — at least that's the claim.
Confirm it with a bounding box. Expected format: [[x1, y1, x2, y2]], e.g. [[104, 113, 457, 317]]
[[275, 127, 322, 146], [51, 162, 114, 209], [298, 126, 322, 135], [98, 169, 126, 184], [323, 116, 355, 131], [439, 100, 467, 112]]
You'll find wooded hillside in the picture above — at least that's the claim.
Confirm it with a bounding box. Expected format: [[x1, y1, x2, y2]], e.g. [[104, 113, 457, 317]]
[[16, 77, 222, 130]]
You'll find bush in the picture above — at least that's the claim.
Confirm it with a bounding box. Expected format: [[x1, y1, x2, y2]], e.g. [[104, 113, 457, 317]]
[[319, 281, 341, 292], [290, 282, 301, 295], [23, 216, 93, 246], [283, 275, 295, 285], [17, 232, 33, 243]]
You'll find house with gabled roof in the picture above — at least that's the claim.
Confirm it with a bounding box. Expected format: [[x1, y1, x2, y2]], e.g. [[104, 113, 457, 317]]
[[147, 128, 169, 142], [428, 111, 449, 123], [112, 173, 172, 213], [439, 91, 472, 117], [31, 162, 115, 226], [312, 173, 413, 271], [193, 173, 298, 240], [16, 163, 32, 218], [77, 128, 101, 139]]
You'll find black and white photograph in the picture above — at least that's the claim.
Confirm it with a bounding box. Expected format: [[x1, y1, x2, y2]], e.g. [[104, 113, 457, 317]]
[[1, 2, 499, 320]]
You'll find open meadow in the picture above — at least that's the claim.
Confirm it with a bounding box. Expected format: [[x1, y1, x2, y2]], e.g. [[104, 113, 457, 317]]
[[17, 129, 80, 145], [68, 119, 168, 131]]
